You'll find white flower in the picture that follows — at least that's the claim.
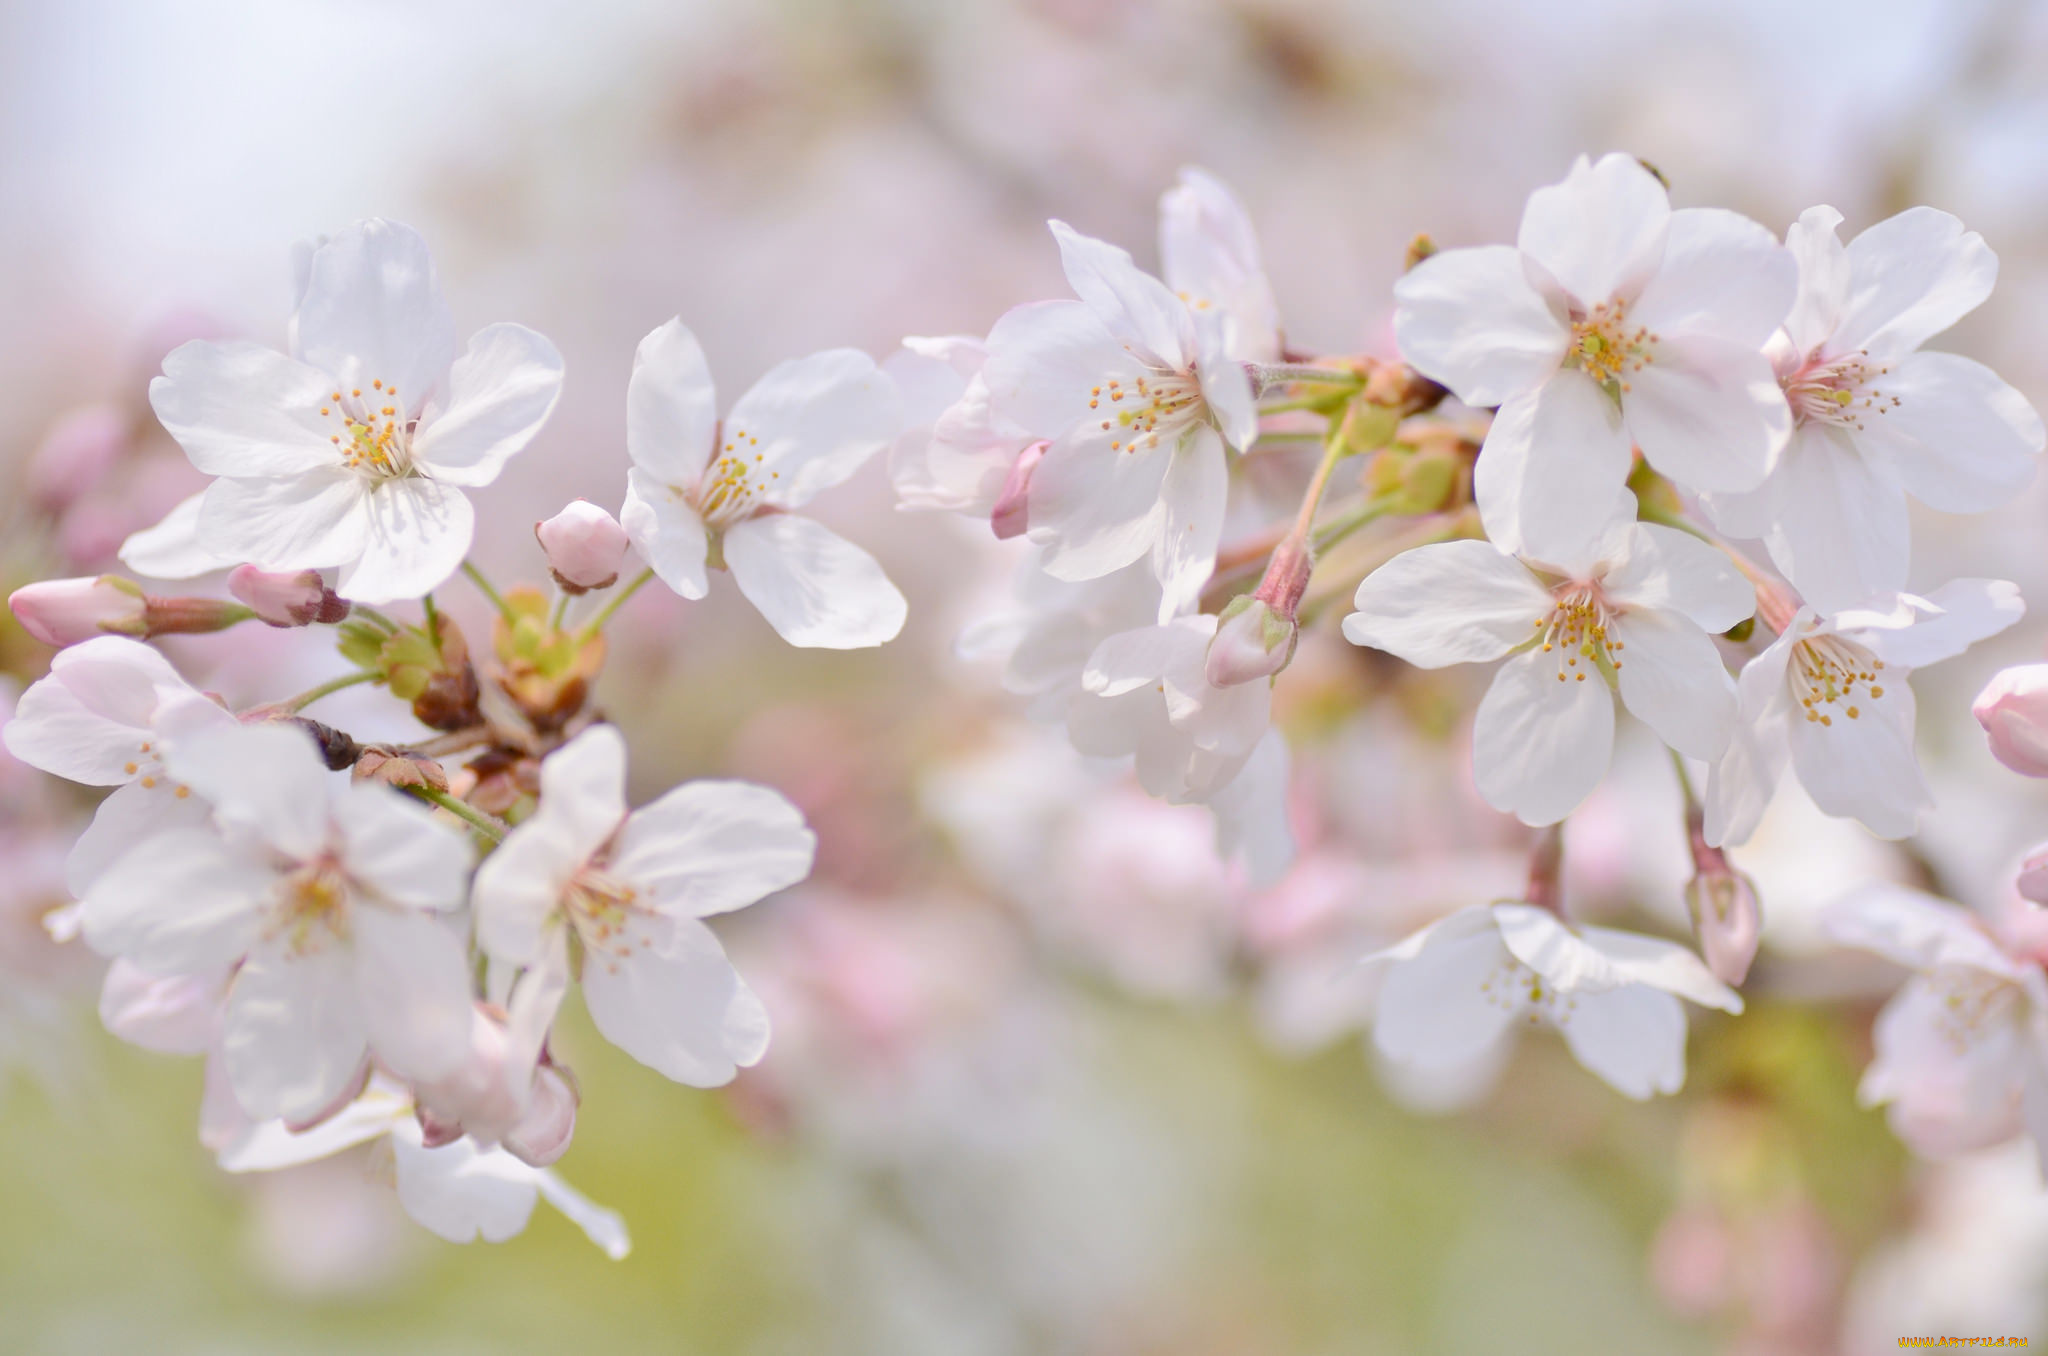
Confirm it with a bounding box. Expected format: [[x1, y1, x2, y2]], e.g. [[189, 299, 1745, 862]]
[[1705, 579, 2024, 844], [1394, 153, 1795, 562], [471, 724, 813, 1086], [620, 319, 907, 649], [2, 636, 235, 893], [959, 553, 1164, 722], [1344, 505, 1753, 825], [981, 222, 1257, 618], [1825, 884, 2048, 1164], [218, 1077, 629, 1257], [135, 219, 564, 604], [1704, 207, 2045, 614], [1365, 902, 1743, 1100], [1158, 166, 1282, 366], [80, 722, 475, 1122]]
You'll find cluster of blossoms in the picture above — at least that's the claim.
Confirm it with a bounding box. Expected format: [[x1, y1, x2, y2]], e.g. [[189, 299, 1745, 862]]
[[5, 151, 2045, 1262]]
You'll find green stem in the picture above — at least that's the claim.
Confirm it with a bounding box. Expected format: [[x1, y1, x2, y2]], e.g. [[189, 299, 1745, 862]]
[[460, 561, 517, 624], [421, 593, 442, 649], [550, 590, 571, 632], [578, 567, 655, 641], [1253, 363, 1365, 394], [352, 606, 401, 633], [409, 786, 506, 843], [279, 669, 378, 713], [1257, 394, 1348, 417]]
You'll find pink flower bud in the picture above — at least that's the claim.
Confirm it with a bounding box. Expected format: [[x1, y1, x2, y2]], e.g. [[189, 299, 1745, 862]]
[[503, 1064, 578, 1167], [1205, 596, 1297, 687], [28, 406, 128, 512], [1975, 664, 2048, 777], [2017, 842, 2048, 906], [228, 565, 348, 627], [8, 576, 146, 647], [990, 441, 1048, 541], [536, 501, 629, 593], [1685, 866, 1763, 986]]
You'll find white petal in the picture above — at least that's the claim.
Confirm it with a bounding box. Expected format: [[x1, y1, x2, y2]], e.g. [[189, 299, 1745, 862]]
[[1391, 246, 1567, 407], [334, 476, 475, 604], [353, 906, 473, 1083], [1050, 220, 1189, 367], [1612, 610, 1736, 759], [1834, 207, 1997, 360], [390, 1126, 541, 1245], [1159, 167, 1281, 364], [1787, 679, 1929, 838], [473, 827, 577, 969], [722, 513, 906, 649], [197, 470, 371, 575], [99, 959, 228, 1055], [620, 469, 709, 600], [1824, 882, 2017, 975], [1084, 616, 1206, 696], [726, 349, 901, 509], [292, 219, 457, 408], [1152, 428, 1227, 622], [412, 323, 563, 488], [165, 722, 333, 861], [1474, 369, 1634, 563], [333, 782, 472, 910], [1571, 921, 1744, 1011], [148, 340, 339, 477], [1702, 634, 1797, 848], [533, 723, 631, 862], [1601, 522, 1753, 633], [1471, 647, 1614, 826], [1372, 911, 1523, 1069], [1343, 539, 1551, 667], [81, 828, 268, 972], [119, 493, 232, 580], [1782, 206, 1849, 358], [1192, 310, 1258, 451], [1028, 424, 1171, 580], [1555, 984, 1689, 1099], [218, 1090, 411, 1173], [1852, 351, 2043, 513], [1516, 153, 1671, 308], [1622, 335, 1789, 494], [610, 779, 815, 918], [1845, 578, 2023, 670], [980, 299, 1137, 438], [533, 1171, 632, 1259], [1758, 424, 1910, 616], [1859, 977, 2026, 1154], [1629, 208, 1796, 347], [1207, 728, 1295, 889], [223, 941, 368, 1122], [4, 639, 174, 783], [581, 919, 769, 1086], [625, 318, 718, 486], [66, 777, 215, 895]]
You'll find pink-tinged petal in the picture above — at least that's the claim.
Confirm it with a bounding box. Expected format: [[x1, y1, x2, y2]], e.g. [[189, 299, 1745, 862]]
[[1753, 425, 1909, 616], [120, 493, 232, 580], [1787, 680, 1929, 838], [1859, 976, 2026, 1154], [1343, 539, 1551, 668], [625, 318, 718, 485], [148, 340, 340, 477], [1630, 208, 1796, 347], [725, 348, 902, 509], [1516, 153, 1671, 308], [335, 475, 474, 604], [1049, 220, 1190, 368], [1622, 335, 1789, 494], [198, 470, 371, 575], [1159, 167, 1282, 364], [1703, 634, 1797, 848], [1824, 883, 2015, 975], [1572, 922, 1744, 1011], [581, 919, 769, 1086], [1555, 984, 1689, 1099], [165, 722, 334, 860], [4, 640, 172, 783], [1602, 522, 1754, 633], [1391, 245, 1567, 407], [1851, 350, 2043, 513], [353, 906, 473, 1083], [1152, 428, 1227, 622], [292, 219, 457, 409], [1372, 911, 1523, 1069], [611, 779, 815, 918], [1474, 369, 1634, 562], [981, 299, 1139, 438], [1472, 647, 1615, 825], [1976, 664, 2048, 778], [620, 469, 709, 600], [389, 1126, 541, 1244], [412, 323, 563, 488], [1612, 610, 1737, 760], [1782, 206, 1849, 358], [334, 783, 472, 910], [722, 513, 907, 649], [1028, 424, 1172, 581], [222, 940, 369, 1122], [1834, 207, 1997, 361], [81, 828, 268, 972], [66, 776, 215, 895], [218, 1088, 412, 1173], [535, 501, 629, 591], [1842, 578, 2023, 670], [99, 959, 228, 1056]]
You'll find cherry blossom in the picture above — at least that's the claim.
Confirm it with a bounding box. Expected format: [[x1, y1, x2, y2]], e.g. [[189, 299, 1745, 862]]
[[135, 219, 564, 603], [1974, 663, 2048, 778], [1705, 580, 2023, 845], [1704, 207, 2045, 614], [1158, 166, 1282, 367], [1364, 902, 1742, 1100], [1344, 502, 1753, 824], [886, 335, 1039, 528], [1394, 153, 1795, 561], [471, 724, 814, 1086], [620, 318, 907, 649]]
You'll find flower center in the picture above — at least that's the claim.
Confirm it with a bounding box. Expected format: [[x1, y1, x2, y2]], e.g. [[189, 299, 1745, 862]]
[[1784, 351, 1898, 431], [319, 378, 414, 480], [1928, 968, 2022, 1055], [274, 856, 349, 955], [1088, 368, 1207, 454], [1788, 633, 1885, 726], [564, 867, 646, 964], [1529, 584, 1622, 684], [1567, 300, 1656, 392], [1479, 954, 1580, 1027], [691, 424, 778, 529], [119, 738, 193, 799]]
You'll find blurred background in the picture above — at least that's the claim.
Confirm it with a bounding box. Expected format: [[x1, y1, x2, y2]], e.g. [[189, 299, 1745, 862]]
[[6, 0, 2048, 1351]]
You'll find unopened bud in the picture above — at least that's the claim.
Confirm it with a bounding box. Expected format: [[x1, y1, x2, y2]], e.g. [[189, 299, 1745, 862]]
[[2018, 841, 2048, 906], [228, 565, 348, 627], [1975, 664, 2048, 778], [536, 500, 630, 593], [991, 440, 1048, 541], [1684, 856, 1762, 986], [9, 576, 146, 646], [1206, 595, 1297, 687]]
